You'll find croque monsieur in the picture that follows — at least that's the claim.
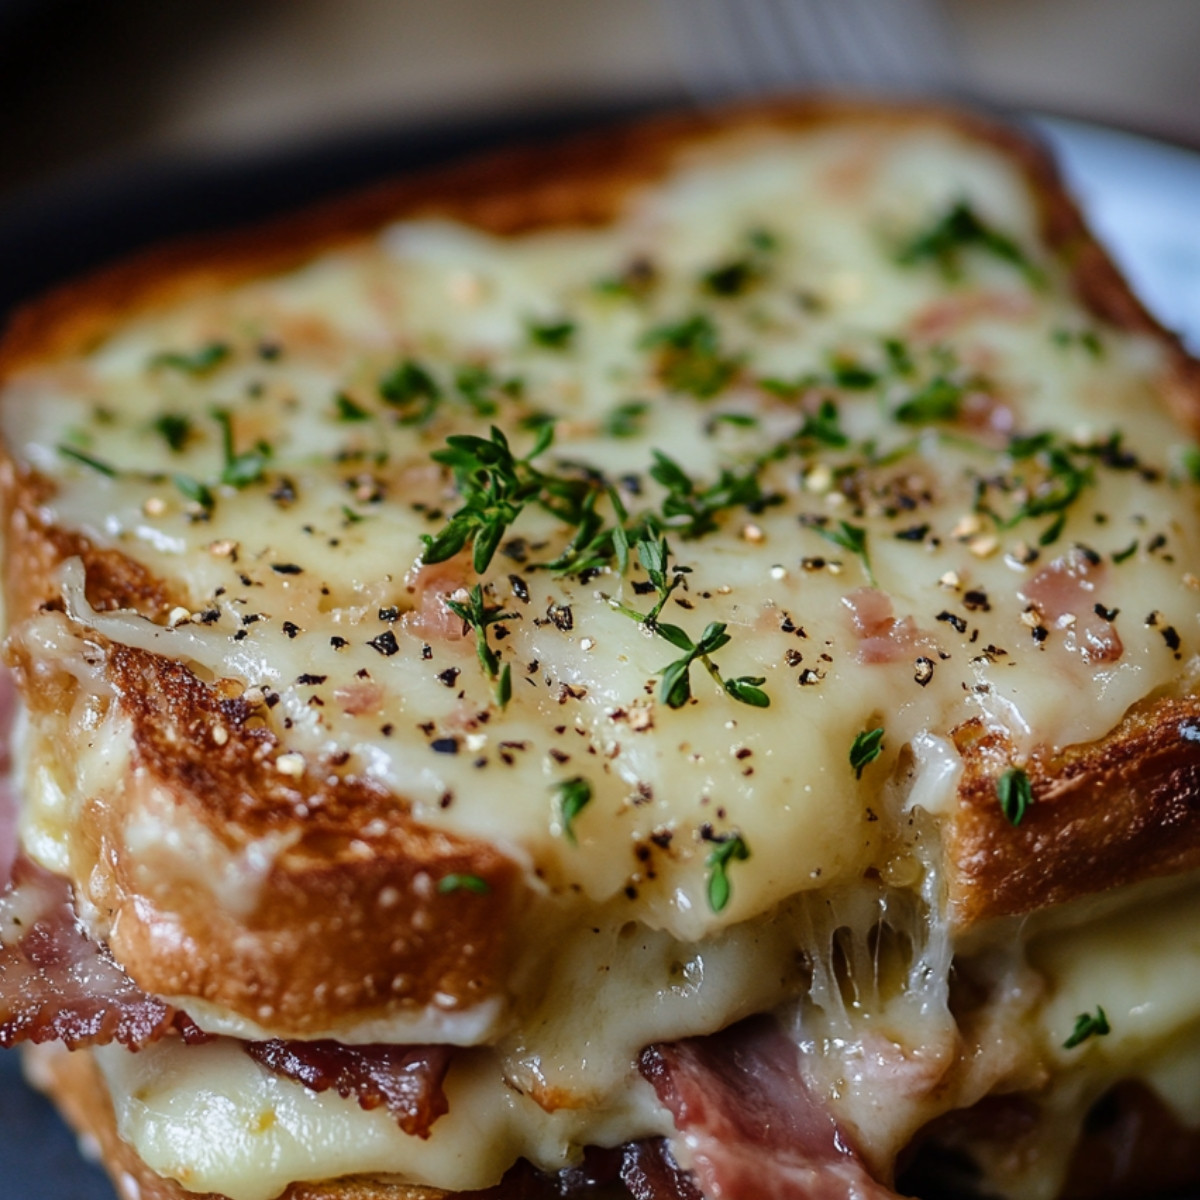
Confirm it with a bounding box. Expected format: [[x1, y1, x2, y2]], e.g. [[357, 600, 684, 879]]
[[2, 99, 1200, 1200]]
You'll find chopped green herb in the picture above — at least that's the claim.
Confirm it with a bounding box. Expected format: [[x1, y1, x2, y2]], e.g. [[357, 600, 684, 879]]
[[555, 776, 593, 844], [709, 412, 759, 430], [883, 337, 916, 377], [56, 445, 118, 477], [829, 356, 877, 390], [445, 582, 516, 707], [699, 227, 779, 297], [421, 424, 555, 572], [334, 393, 370, 422], [997, 766, 1033, 825], [1179, 445, 1200, 484], [706, 832, 750, 912], [604, 400, 650, 439], [849, 727, 885, 779], [341, 504, 365, 524], [1112, 539, 1138, 564], [454, 365, 502, 417], [650, 450, 775, 540], [150, 342, 230, 375], [153, 413, 193, 452], [174, 474, 215, 513], [527, 318, 576, 350], [211, 408, 269, 488], [896, 200, 1043, 286], [1063, 1006, 1110, 1050], [379, 358, 441, 424], [810, 519, 874, 584], [1038, 511, 1067, 547], [791, 399, 849, 450], [642, 314, 739, 399], [437, 874, 491, 895], [1051, 328, 1104, 358], [894, 376, 964, 425]]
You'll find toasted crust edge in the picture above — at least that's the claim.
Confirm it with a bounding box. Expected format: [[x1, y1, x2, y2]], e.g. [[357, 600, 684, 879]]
[[2, 97, 1198, 424]]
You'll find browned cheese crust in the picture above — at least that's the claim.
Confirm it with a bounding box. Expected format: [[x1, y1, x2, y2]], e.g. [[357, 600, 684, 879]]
[[3, 97, 1200, 1008]]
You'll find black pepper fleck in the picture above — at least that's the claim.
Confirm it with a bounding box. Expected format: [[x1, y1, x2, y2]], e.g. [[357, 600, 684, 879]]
[[369, 630, 400, 656]]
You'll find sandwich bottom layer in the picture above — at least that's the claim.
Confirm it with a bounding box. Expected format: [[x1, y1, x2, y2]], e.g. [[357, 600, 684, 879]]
[[23, 1042, 459, 1200]]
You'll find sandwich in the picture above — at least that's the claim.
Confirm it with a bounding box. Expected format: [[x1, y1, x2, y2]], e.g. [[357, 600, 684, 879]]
[[2, 97, 1200, 1200]]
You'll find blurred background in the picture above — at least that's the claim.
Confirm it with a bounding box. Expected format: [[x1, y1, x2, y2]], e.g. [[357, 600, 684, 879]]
[[1, 0, 1199, 198]]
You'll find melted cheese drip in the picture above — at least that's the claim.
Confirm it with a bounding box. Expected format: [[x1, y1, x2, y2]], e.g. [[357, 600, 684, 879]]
[[5, 120, 1200, 1197]]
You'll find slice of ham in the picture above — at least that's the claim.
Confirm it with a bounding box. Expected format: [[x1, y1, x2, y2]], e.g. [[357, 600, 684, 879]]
[[0, 856, 185, 1050], [843, 587, 939, 666], [640, 1017, 900, 1200], [1018, 551, 1122, 665], [245, 1039, 452, 1139]]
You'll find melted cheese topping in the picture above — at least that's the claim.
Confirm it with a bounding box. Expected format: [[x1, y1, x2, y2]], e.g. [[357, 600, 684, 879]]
[[5, 119, 1200, 1198]]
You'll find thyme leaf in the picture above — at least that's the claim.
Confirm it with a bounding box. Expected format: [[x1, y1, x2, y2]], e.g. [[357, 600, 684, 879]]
[[849, 727, 885, 779], [997, 766, 1033, 825], [706, 832, 750, 912], [1063, 1007, 1110, 1050], [555, 776, 593, 844]]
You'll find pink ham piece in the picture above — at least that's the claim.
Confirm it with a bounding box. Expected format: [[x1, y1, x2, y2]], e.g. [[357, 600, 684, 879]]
[[843, 588, 938, 666], [1018, 550, 1123, 664], [245, 1039, 452, 1138], [640, 1018, 900, 1200]]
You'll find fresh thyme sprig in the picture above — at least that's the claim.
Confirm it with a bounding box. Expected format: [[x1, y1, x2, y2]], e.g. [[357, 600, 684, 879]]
[[445, 583, 516, 708], [650, 450, 779, 539], [641, 314, 740, 399], [896, 200, 1044, 286], [608, 536, 769, 710], [421, 424, 559, 572], [802, 517, 876, 586]]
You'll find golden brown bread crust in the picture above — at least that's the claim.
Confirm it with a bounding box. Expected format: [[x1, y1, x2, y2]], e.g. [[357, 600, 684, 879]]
[[2, 98, 1197, 419], [27, 1044, 449, 1200], [4, 632, 529, 1033], [950, 696, 1200, 927]]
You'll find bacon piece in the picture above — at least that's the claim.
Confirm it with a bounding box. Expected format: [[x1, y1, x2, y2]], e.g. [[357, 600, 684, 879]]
[[843, 587, 938, 666], [0, 857, 184, 1050], [244, 1038, 452, 1139], [620, 1139, 704, 1200], [640, 1018, 900, 1200], [403, 559, 473, 642], [1018, 551, 1123, 664]]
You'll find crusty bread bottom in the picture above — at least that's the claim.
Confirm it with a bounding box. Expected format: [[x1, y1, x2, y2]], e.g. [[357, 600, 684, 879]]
[[23, 1044, 448, 1200]]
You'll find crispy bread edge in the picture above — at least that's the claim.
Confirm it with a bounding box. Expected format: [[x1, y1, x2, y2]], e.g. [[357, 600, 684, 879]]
[[2, 97, 1197, 418]]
